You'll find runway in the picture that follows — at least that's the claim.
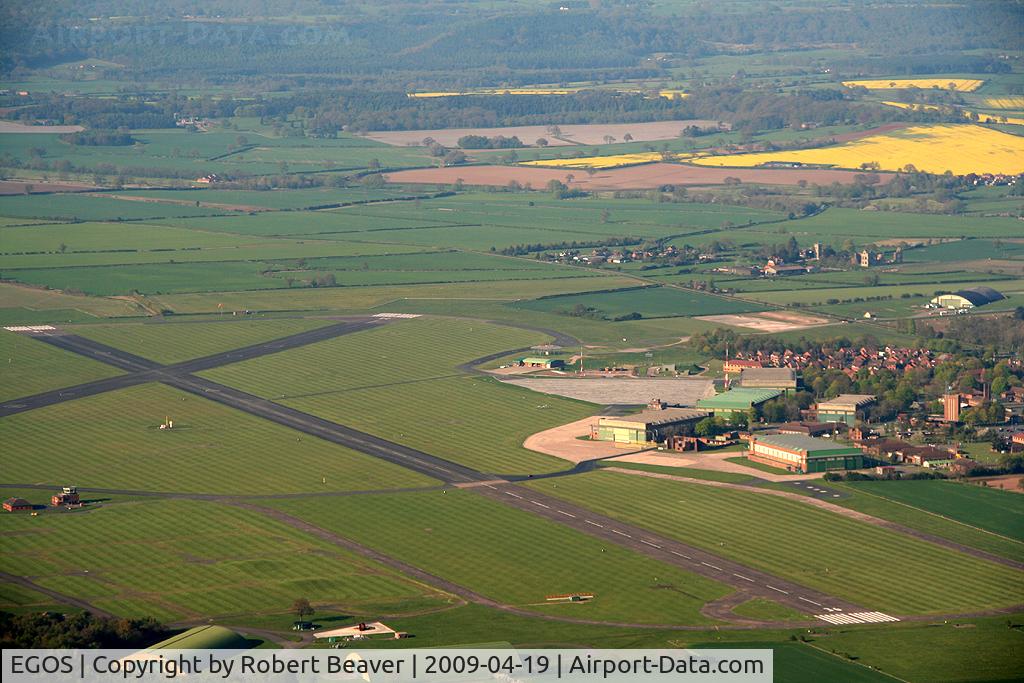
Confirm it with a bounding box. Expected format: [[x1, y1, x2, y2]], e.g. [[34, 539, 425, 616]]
[[2, 316, 881, 622]]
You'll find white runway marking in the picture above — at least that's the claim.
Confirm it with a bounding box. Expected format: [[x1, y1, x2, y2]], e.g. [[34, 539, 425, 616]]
[[557, 510, 576, 518], [641, 540, 662, 548]]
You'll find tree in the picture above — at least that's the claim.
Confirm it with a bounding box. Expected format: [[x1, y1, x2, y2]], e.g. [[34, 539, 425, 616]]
[[293, 598, 314, 622]]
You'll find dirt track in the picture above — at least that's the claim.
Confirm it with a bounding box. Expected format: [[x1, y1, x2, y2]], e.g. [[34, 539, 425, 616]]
[[386, 162, 876, 189]]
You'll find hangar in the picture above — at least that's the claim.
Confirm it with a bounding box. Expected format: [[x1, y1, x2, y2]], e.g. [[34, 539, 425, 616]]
[[697, 387, 782, 419], [593, 404, 710, 445], [930, 286, 1005, 309], [748, 433, 864, 473]]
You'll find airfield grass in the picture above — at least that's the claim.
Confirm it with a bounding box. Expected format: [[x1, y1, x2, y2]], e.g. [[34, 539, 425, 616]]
[[730, 598, 809, 622], [0, 499, 445, 622], [0, 330, 121, 401], [375, 296, 733, 345], [150, 275, 637, 315], [0, 382, 436, 494], [599, 461, 755, 483], [201, 318, 593, 474], [69, 317, 334, 364], [0, 282, 141, 318], [840, 480, 1024, 542], [822, 482, 1024, 563], [270, 490, 731, 626], [516, 286, 766, 319], [525, 471, 1024, 615]]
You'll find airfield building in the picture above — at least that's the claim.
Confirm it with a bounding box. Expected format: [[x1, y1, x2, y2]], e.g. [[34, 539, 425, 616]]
[[697, 387, 782, 419], [815, 394, 877, 426], [593, 407, 710, 446], [748, 433, 865, 473], [739, 367, 799, 392], [930, 286, 1005, 309], [518, 357, 565, 369], [3, 498, 32, 512]]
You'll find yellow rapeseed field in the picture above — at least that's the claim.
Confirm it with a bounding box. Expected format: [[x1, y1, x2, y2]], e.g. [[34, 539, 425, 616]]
[[984, 96, 1024, 109], [521, 152, 669, 169], [690, 124, 1024, 175], [842, 78, 983, 91], [881, 101, 1024, 125]]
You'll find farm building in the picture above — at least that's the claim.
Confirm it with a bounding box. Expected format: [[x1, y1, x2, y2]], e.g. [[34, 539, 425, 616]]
[[593, 404, 710, 445], [3, 497, 32, 512], [748, 433, 865, 473], [739, 367, 799, 392], [930, 286, 1005, 309], [518, 356, 565, 369], [697, 387, 782, 419], [815, 394, 876, 426]]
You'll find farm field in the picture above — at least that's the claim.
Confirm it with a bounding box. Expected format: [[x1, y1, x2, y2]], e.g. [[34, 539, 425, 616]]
[[112, 187, 419, 210], [734, 207, 1024, 240], [0, 382, 436, 494], [269, 490, 732, 625], [691, 124, 1024, 175], [361, 120, 710, 147], [841, 480, 1024, 542], [841, 78, 984, 91], [0, 330, 122, 401], [69, 318, 333, 364], [385, 162, 873, 190], [200, 317, 594, 474], [516, 286, 767, 319], [0, 499, 447, 622], [524, 471, 1024, 614], [0, 193, 228, 221], [521, 152, 668, 169]]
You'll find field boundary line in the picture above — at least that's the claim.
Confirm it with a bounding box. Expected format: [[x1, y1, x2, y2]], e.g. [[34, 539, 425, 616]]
[[800, 641, 910, 683]]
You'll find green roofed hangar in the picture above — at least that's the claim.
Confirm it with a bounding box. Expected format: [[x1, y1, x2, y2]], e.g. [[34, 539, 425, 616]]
[[697, 387, 782, 419], [749, 433, 864, 473]]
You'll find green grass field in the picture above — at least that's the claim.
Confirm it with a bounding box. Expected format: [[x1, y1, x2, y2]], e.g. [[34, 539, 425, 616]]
[[819, 482, 1024, 563], [525, 471, 1024, 615], [0, 194, 228, 222], [269, 489, 732, 626], [201, 317, 593, 474], [0, 382, 436, 494], [69, 318, 333, 364], [0, 330, 122, 401], [841, 480, 1024, 542], [0, 499, 446, 622], [516, 285, 766, 319]]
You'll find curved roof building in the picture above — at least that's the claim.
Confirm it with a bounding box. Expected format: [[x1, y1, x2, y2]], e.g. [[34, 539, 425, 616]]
[[931, 286, 1005, 309]]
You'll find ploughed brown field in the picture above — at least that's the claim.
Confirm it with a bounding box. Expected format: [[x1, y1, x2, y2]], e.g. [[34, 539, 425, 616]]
[[386, 162, 878, 189]]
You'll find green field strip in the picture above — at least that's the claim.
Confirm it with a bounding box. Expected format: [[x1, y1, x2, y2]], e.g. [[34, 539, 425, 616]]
[[0, 499, 444, 621], [0, 382, 437, 494], [270, 490, 733, 626], [525, 471, 1024, 615]]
